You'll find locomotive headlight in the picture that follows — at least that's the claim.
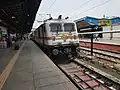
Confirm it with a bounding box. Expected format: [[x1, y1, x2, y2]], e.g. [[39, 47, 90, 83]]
[[52, 49, 59, 55]]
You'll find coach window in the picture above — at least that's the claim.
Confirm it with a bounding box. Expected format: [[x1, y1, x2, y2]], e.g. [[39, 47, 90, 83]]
[[50, 23, 62, 32], [64, 23, 75, 32]]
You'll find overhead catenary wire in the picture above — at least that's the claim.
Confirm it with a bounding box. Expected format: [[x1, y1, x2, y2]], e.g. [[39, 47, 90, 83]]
[[71, 0, 113, 18], [73, 0, 93, 12], [48, 0, 93, 16], [48, 0, 57, 12], [65, 0, 93, 15]]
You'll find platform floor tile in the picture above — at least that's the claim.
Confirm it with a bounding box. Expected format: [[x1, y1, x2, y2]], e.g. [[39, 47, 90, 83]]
[[2, 40, 78, 90]]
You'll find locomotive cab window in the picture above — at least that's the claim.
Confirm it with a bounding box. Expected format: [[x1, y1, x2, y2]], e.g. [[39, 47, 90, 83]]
[[64, 23, 75, 32], [50, 23, 62, 32]]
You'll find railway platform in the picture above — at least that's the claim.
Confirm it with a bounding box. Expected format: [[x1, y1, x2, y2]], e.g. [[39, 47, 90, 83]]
[[0, 40, 77, 90], [0, 47, 16, 74], [79, 38, 120, 52], [0, 40, 24, 74], [79, 38, 120, 45]]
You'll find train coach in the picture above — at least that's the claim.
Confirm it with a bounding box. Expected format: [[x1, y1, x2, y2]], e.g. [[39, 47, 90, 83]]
[[33, 17, 79, 58]]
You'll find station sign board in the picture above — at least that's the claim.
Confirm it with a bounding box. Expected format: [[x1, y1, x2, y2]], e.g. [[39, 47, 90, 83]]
[[98, 20, 112, 26]]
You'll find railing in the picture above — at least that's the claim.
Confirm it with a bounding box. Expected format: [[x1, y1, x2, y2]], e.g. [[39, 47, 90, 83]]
[[78, 29, 120, 35], [78, 29, 120, 56]]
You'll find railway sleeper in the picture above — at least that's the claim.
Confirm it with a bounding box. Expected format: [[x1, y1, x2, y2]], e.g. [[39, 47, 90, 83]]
[[74, 59, 120, 89], [79, 49, 120, 64], [59, 61, 120, 90], [78, 47, 120, 59], [78, 51, 119, 70]]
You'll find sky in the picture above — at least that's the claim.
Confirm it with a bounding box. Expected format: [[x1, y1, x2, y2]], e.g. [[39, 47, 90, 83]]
[[32, 0, 119, 29]]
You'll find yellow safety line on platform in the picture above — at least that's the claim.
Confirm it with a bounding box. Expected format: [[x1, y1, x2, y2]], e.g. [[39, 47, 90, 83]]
[[0, 42, 25, 90]]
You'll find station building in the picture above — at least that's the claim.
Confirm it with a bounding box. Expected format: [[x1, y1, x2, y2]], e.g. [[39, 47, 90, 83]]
[[75, 16, 120, 39]]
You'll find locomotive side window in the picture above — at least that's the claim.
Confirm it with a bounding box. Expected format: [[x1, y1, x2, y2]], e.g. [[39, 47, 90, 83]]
[[64, 23, 75, 32], [50, 23, 62, 32]]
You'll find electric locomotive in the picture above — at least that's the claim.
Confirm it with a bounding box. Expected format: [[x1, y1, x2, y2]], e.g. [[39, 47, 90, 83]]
[[34, 17, 79, 58]]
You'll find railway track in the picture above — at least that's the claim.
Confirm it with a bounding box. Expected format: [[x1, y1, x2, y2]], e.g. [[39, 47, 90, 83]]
[[76, 47, 120, 73], [58, 59, 120, 90], [40, 42, 120, 89]]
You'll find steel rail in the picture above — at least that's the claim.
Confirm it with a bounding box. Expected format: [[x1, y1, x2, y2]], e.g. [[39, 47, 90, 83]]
[[78, 30, 120, 35]]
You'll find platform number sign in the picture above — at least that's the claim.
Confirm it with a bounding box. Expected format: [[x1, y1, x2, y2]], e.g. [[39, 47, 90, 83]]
[[98, 20, 112, 26]]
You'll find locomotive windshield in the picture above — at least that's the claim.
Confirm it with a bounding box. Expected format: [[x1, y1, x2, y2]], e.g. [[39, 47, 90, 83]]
[[64, 23, 75, 32], [50, 23, 62, 32]]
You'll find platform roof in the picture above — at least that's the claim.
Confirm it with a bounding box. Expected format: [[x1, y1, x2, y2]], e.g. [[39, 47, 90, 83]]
[[75, 16, 120, 26], [0, 0, 42, 34]]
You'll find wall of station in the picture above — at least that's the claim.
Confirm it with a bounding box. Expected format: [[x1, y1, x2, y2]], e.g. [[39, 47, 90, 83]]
[[75, 16, 120, 40], [103, 25, 120, 40]]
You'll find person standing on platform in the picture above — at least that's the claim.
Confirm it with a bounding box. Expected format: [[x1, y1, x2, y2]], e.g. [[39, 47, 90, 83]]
[[94, 33, 99, 41], [12, 36, 17, 45]]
